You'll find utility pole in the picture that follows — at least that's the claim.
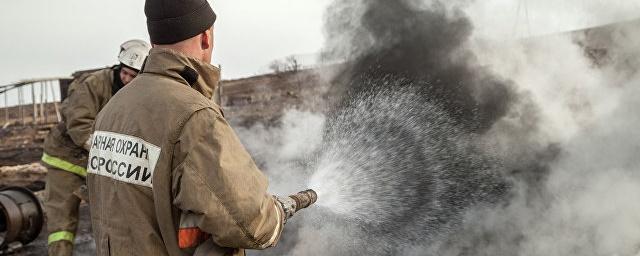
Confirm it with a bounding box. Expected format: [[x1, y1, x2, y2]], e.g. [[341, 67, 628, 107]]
[[3, 91, 7, 124], [18, 86, 24, 125], [44, 81, 49, 123], [31, 83, 37, 125], [39, 82, 44, 124]]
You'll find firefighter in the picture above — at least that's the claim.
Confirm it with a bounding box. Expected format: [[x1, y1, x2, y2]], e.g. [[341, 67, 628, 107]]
[[42, 41, 150, 256], [86, 0, 314, 255], [119, 39, 151, 54]]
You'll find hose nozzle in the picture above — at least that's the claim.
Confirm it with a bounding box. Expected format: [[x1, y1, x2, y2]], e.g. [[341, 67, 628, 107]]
[[289, 189, 317, 211], [277, 189, 317, 223]]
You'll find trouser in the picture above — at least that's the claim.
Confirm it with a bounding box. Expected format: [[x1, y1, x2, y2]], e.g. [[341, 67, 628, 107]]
[[44, 165, 85, 256]]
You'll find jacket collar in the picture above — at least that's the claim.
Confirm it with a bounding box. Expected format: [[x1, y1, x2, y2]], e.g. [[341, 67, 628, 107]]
[[142, 48, 221, 99], [111, 65, 125, 95]]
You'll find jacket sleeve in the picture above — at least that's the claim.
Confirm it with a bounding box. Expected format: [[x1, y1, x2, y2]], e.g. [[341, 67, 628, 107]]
[[62, 74, 108, 148], [171, 108, 284, 249]]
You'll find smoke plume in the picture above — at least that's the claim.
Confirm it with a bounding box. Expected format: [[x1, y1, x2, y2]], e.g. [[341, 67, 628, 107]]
[[435, 20, 640, 255], [237, 0, 640, 255], [325, 0, 517, 133]]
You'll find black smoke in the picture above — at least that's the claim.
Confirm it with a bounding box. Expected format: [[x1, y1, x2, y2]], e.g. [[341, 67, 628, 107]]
[[251, 0, 562, 255], [326, 0, 517, 133], [312, 0, 558, 254]]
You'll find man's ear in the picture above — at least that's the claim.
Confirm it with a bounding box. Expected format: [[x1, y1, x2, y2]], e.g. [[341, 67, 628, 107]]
[[201, 29, 213, 50]]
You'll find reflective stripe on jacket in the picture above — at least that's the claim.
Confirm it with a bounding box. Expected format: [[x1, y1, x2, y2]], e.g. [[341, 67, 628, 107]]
[[41, 153, 86, 177]]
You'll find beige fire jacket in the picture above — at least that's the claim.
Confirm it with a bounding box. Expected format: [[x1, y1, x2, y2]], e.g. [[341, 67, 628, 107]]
[[42, 68, 116, 176], [87, 48, 284, 256]]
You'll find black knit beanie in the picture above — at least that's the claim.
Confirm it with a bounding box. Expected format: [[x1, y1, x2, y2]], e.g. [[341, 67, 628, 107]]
[[145, 0, 217, 44]]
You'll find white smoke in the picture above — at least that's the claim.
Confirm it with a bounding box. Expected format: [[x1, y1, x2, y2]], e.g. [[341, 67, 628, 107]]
[[426, 19, 640, 255], [234, 110, 325, 196], [236, 6, 640, 256]]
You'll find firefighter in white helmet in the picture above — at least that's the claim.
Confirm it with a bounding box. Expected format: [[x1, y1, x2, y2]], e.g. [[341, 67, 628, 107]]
[[41, 40, 150, 256], [119, 39, 152, 53]]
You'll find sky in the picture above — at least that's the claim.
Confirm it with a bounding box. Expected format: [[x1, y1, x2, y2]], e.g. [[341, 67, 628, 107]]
[[467, 0, 640, 38], [0, 0, 639, 106], [0, 0, 328, 85]]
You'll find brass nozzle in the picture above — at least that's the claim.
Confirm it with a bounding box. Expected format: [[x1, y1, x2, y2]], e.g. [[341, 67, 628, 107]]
[[289, 189, 317, 211]]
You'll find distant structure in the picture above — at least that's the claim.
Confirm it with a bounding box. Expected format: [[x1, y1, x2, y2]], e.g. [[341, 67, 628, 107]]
[[0, 78, 68, 127], [0, 77, 72, 165], [0, 66, 331, 165]]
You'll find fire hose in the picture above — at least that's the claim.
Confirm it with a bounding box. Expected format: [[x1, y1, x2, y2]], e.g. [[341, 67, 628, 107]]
[[0, 187, 44, 251]]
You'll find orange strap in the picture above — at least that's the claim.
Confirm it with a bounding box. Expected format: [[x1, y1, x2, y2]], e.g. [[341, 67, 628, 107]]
[[178, 227, 210, 249]]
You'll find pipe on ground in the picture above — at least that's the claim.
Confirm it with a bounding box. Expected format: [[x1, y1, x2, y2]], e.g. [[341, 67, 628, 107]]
[[0, 187, 44, 250]]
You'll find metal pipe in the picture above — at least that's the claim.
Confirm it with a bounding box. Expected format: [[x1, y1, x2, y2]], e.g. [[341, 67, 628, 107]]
[[0, 187, 44, 250]]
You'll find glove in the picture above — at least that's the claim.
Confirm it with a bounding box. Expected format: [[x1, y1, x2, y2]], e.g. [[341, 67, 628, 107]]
[[83, 135, 93, 151]]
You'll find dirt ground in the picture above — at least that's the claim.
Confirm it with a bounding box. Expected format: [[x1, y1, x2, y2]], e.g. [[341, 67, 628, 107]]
[[0, 164, 46, 191]]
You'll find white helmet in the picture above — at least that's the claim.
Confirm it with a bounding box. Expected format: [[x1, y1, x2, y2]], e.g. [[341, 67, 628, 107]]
[[120, 39, 151, 53], [118, 44, 151, 71]]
